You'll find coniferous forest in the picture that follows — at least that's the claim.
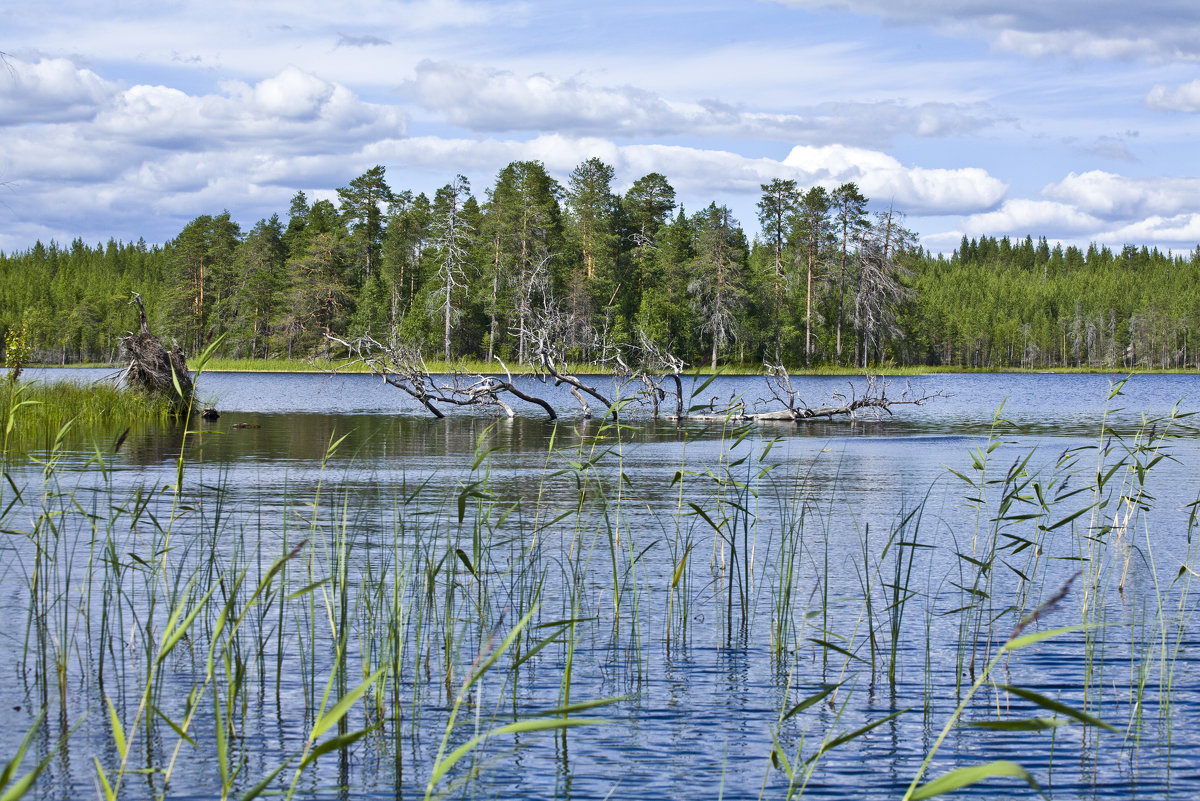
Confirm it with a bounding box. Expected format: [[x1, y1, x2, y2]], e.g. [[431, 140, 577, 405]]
[[3, 161, 1199, 370]]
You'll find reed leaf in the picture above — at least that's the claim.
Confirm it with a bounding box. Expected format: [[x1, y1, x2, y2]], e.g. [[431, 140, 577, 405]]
[[996, 685, 1117, 731], [0, 709, 55, 801], [311, 666, 386, 741], [909, 760, 1046, 800]]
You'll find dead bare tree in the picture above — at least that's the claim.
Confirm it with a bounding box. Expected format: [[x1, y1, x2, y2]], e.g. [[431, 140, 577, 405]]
[[747, 363, 942, 422], [430, 175, 472, 362], [325, 333, 557, 420], [523, 311, 616, 420], [324, 326, 942, 425], [630, 330, 688, 419]]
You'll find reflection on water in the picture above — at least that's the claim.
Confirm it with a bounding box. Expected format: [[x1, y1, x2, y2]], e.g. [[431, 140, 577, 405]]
[[4, 370, 1200, 800]]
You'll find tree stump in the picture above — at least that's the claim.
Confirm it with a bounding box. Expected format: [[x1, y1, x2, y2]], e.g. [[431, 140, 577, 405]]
[[119, 293, 195, 413]]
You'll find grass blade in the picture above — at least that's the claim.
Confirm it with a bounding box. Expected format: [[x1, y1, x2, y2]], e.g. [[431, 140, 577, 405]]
[[910, 760, 1046, 800]]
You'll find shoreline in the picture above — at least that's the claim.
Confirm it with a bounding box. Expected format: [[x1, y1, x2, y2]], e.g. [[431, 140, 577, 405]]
[[28, 360, 1200, 377]]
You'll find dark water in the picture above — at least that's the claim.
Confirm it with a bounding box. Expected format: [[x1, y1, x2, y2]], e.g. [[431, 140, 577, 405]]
[[6, 369, 1200, 800]]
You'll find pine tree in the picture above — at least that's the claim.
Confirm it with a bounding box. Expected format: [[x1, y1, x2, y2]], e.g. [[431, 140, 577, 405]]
[[792, 186, 832, 366], [830, 183, 869, 364], [688, 203, 747, 367], [757, 179, 799, 363], [337, 165, 393, 284]]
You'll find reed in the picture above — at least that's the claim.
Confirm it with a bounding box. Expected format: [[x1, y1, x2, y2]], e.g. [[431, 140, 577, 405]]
[[0, 376, 1196, 799], [1, 379, 174, 455]]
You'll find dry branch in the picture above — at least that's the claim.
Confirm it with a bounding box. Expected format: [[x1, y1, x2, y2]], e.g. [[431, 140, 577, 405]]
[[524, 320, 616, 420], [325, 331, 942, 425], [744, 365, 942, 422], [325, 333, 559, 420]]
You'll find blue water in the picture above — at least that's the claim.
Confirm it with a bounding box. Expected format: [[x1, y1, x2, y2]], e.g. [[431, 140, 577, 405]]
[[5, 370, 1200, 800]]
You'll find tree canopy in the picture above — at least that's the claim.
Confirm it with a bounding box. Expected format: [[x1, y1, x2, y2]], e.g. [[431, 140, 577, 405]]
[[4, 163, 1199, 371]]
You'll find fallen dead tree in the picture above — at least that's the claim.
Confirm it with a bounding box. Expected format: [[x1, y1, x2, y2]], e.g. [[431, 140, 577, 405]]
[[326, 334, 559, 420], [527, 325, 615, 420], [681, 364, 942, 423], [118, 293, 195, 413], [326, 330, 940, 425], [631, 331, 689, 419]]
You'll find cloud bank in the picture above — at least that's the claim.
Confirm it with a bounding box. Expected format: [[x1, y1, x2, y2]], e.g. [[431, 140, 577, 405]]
[[400, 61, 996, 147], [770, 0, 1200, 61]]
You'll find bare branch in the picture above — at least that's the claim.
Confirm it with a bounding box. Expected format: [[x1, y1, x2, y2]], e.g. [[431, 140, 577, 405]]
[[325, 333, 559, 420], [746, 364, 943, 422], [520, 310, 616, 420]]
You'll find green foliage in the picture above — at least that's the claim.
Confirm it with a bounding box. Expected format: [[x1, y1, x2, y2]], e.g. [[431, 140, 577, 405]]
[[4, 324, 29, 381], [3, 163, 1198, 371], [0, 379, 174, 452]]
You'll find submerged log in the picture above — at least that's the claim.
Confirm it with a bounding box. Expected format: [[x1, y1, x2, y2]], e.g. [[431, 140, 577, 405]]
[[119, 293, 195, 413]]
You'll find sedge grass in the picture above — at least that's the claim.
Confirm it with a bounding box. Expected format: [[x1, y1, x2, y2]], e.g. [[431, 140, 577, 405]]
[[1, 379, 175, 446]]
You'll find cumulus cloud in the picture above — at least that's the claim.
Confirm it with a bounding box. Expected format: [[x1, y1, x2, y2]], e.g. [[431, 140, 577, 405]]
[[934, 172, 1200, 250], [0, 65, 407, 246], [1041, 171, 1200, 220], [80, 67, 406, 151], [0, 56, 120, 124], [400, 60, 997, 147], [961, 199, 1103, 236], [782, 144, 1006, 213], [365, 134, 1006, 217], [1145, 79, 1200, 111], [770, 0, 1200, 61], [1097, 214, 1200, 245]]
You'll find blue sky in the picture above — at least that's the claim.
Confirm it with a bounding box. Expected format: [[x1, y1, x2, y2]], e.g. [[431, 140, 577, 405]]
[[3, 0, 1199, 254]]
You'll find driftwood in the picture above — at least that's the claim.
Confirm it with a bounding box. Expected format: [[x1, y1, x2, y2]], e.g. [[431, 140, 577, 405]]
[[119, 293, 195, 413], [681, 364, 942, 423]]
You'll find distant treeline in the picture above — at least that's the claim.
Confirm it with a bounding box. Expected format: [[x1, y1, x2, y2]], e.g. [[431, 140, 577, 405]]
[[3, 161, 1199, 370]]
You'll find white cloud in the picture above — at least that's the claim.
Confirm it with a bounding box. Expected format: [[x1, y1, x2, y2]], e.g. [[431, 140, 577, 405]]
[[0, 65, 407, 247], [77, 68, 405, 151], [400, 60, 997, 146], [782, 145, 1006, 213], [1041, 171, 1200, 220], [366, 135, 1005, 217], [245, 68, 338, 120], [770, 0, 1200, 61], [948, 175, 1200, 249], [1145, 79, 1200, 112], [0, 56, 120, 124], [961, 199, 1103, 236], [1097, 214, 1200, 245]]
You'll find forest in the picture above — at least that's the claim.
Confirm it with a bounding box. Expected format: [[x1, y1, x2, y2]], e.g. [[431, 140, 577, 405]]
[[2, 160, 1198, 371]]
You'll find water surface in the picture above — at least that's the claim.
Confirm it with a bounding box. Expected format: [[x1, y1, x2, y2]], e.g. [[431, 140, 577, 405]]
[[5, 370, 1199, 800]]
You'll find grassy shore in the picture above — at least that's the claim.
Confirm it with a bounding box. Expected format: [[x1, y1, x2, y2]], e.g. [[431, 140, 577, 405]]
[[1, 379, 175, 426], [28, 356, 1198, 376], [0, 379, 178, 455]]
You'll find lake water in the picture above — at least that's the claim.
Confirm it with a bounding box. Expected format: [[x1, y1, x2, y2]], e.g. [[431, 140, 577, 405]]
[[5, 369, 1200, 800]]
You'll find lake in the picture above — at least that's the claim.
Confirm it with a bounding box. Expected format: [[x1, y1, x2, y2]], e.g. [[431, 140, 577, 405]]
[[4, 369, 1199, 800]]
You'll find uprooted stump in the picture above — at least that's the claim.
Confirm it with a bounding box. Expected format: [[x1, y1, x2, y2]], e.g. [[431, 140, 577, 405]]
[[119, 293, 195, 414]]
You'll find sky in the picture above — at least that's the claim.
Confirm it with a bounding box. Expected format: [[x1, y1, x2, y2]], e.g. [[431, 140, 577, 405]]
[[2, 0, 1199, 256]]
